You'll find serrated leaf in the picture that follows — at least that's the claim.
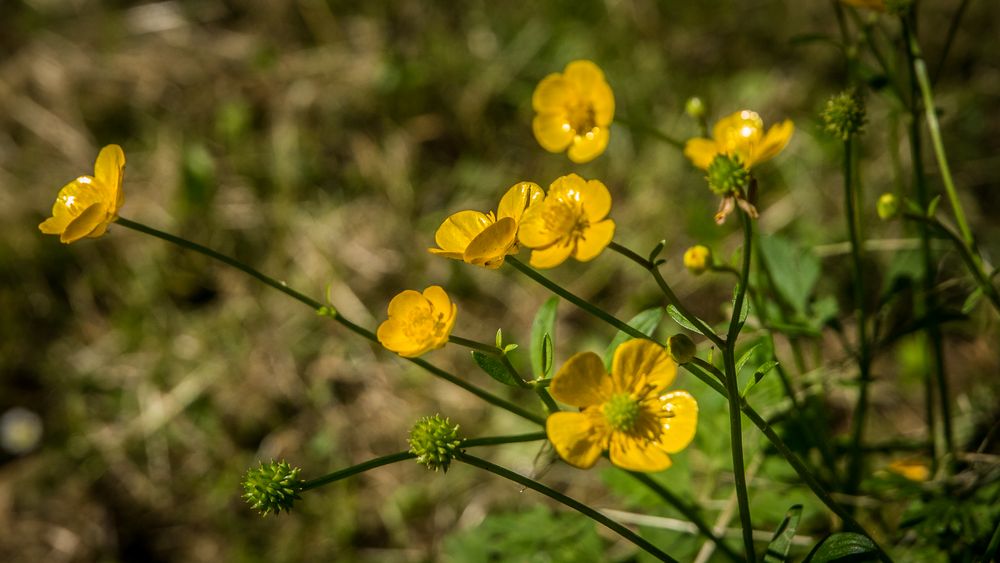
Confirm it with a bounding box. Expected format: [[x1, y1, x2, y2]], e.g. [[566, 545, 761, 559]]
[[541, 333, 554, 378], [472, 351, 518, 387], [603, 307, 665, 369], [758, 235, 821, 316], [803, 532, 879, 563], [742, 360, 778, 398], [735, 342, 763, 375], [763, 504, 803, 562], [530, 297, 558, 378]]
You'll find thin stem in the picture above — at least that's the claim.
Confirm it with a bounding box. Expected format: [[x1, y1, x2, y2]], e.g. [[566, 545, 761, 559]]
[[301, 451, 415, 491], [457, 453, 678, 563], [625, 471, 742, 562], [460, 432, 548, 448], [844, 137, 873, 496], [905, 19, 974, 248], [506, 256, 644, 339], [722, 210, 755, 561], [613, 116, 685, 149], [449, 334, 502, 355], [608, 242, 725, 348], [931, 0, 972, 86], [450, 334, 560, 411], [117, 217, 544, 426]]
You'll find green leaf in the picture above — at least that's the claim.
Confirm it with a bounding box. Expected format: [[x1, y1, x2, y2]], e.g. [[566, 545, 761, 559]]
[[758, 235, 821, 316], [926, 194, 941, 217], [803, 532, 879, 563], [961, 287, 983, 315], [472, 351, 518, 387], [541, 333, 554, 378], [603, 307, 665, 369], [667, 304, 706, 334], [495, 328, 503, 348], [502, 343, 519, 354], [530, 297, 558, 378], [763, 504, 803, 562], [735, 342, 763, 375], [742, 360, 778, 398]]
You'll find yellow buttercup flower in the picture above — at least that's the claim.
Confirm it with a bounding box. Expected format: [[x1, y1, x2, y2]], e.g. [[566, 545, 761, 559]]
[[39, 144, 126, 244], [683, 245, 711, 275], [532, 60, 615, 163], [429, 182, 543, 269], [377, 286, 457, 358], [684, 110, 794, 171], [517, 174, 615, 269], [546, 339, 698, 472], [886, 458, 930, 482]]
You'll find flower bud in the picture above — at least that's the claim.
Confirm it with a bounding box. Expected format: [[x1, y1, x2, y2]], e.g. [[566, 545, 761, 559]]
[[408, 415, 463, 472], [667, 334, 697, 364], [877, 193, 899, 220], [683, 245, 712, 275], [705, 154, 750, 196], [821, 90, 867, 140], [685, 97, 706, 120], [242, 460, 303, 516]]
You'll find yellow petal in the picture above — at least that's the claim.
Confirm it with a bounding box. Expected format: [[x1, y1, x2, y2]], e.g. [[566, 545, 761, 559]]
[[574, 219, 615, 262], [533, 113, 575, 153], [386, 289, 427, 317], [550, 351, 612, 407], [567, 127, 610, 164], [659, 391, 698, 453], [376, 318, 420, 356], [608, 432, 672, 472], [579, 178, 611, 222], [427, 248, 464, 261], [748, 119, 794, 168], [590, 80, 615, 126], [464, 217, 516, 266], [422, 286, 452, 315], [497, 182, 544, 222], [562, 60, 606, 93], [546, 411, 608, 469], [612, 339, 676, 392], [683, 138, 719, 170], [517, 205, 559, 249], [60, 202, 106, 244], [714, 110, 763, 165], [432, 210, 494, 253], [532, 74, 574, 113], [94, 144, 126, 211], [529, 241, 574, 269], [549, 173, 586, 199]]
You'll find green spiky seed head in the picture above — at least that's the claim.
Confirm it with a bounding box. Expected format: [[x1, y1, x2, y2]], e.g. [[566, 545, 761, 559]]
[[667, 334, 697, 364], [877, 193, 900, 220], [822, 90, 867, 140], [242, 459, 303, 516], [408, 415, 462, 472], [706, 154, 750, 196]]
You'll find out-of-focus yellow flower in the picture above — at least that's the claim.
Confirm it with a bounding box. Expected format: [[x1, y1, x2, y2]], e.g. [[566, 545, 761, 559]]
[[841, 0, 886, 11], [683, 245, 711, 275], [546, 339, 698, 472], [517, 174, 615, 269], [429, 182, 543, 269], [377, 286, 457, 358], [532, 60, 615, 163], [684, 110, 794, 171], [39, 144, 126, 244], [886, 458, 930, 482]]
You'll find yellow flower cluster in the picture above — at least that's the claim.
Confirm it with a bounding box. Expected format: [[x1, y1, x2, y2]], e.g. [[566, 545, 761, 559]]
[[39, 144, 126, 244]]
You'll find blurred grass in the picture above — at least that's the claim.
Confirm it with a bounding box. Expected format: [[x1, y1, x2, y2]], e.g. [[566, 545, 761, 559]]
[[2, 0, 999, 561]]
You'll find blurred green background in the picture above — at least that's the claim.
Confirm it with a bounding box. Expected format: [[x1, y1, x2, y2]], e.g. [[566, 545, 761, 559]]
[[2, 0, 998, 561]]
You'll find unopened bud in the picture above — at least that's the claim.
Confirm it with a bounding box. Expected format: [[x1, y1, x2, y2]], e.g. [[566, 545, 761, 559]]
[[667, 334, 697, 364], [685, 97, 706, 120], [876, 193, 899, 220], [683, 246, 712, 275]]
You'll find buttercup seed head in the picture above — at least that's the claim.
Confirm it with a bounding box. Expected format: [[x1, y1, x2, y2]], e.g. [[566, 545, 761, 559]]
[[706, 154, 750, 196], [408, 415, 463, 472], [242, 460, 303, 516], [822, 90, 867, 141]]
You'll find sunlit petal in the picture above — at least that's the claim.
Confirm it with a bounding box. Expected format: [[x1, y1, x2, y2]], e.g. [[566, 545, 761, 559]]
[[659, 391, 698, 453], [546, 411, 609, 469], [573, 219, 615, 262], [608, 432, 672, 472], [612, 339, 676, 391], [550, 352, 613, 407], [567, 127, 610, 164]]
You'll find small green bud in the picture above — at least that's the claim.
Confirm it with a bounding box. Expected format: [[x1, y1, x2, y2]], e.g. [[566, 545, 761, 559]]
[[821, 90, 867, 140], [408, 415, 463, 472], [877, 193, 900, 220], [706, 154, 750, 196], [685, 97, 706, 120], [667, 334, 697, 364], [242, 460, 303, 516], [317, 305, 338, 318]]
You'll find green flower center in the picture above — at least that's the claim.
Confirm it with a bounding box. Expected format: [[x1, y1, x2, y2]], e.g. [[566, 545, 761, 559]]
[[604, 393, 641, 432]]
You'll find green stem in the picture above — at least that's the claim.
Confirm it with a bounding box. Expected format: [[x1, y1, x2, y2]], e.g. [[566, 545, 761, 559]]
[[116, 217, 544, 426], [931, 0, 972, 86], [449, 334, 503, 356], [457, 453, 678, 563], [844, 137, 873, 496], [608, 242, 726, 349], [625, 471, 742, 562], [461, 432, 548, 448], [450, 335, 560, 412], [613, 116, 685, 149], [723, 210, 755, 561], [301, 451, 415, 491], [506, 256, 644, 340], [986, 514, 1000, 563], [904, 18, 974, 248]]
